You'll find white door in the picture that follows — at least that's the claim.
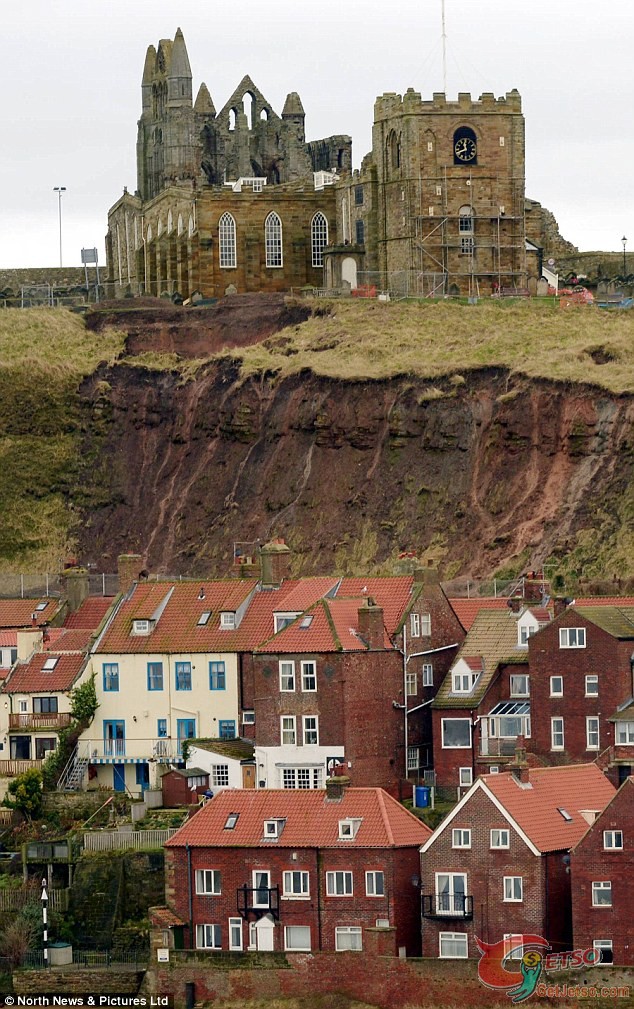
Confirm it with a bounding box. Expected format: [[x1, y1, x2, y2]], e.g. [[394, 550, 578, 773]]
[[342, 257, 357, 289], [255, 913, 275, 951]]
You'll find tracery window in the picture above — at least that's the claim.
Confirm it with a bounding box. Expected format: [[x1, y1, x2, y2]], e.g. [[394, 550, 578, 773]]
[[311, 212, 328, 267], [219, 213, 237, 268], [265, 212, 283, 268]]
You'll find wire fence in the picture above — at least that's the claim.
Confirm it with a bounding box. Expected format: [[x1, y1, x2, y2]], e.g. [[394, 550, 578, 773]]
[[20, 949, 148, 970]]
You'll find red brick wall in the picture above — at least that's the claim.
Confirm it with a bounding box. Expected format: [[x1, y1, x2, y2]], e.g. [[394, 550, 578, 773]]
[[165, 842, 422, 956], [529, 611, 632, 764], [571, 780, 634, 964], [420, 786, 552, 956], [431, 706, 475, 792]]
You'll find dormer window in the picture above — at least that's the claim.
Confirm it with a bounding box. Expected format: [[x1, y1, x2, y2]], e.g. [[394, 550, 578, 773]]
[[518, 625, 537, 646], [132, 619, 152, 636], [220, 612, 236, 630], [274, 612, 300, 633], [42, 657, 58, 671], [338, 818, 362, 840], [263, 818, 285, 839], [197, 611, 211, 626], [453, 670, 479, 693]]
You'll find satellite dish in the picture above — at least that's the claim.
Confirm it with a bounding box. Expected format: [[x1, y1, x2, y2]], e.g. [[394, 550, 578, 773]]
[[547, 258, 555, 266]]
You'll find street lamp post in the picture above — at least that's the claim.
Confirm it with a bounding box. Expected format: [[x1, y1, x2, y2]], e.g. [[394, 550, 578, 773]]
[[53, 187, 66, 267], [41, 876, 49, 968], [622, 236, 627, 277]]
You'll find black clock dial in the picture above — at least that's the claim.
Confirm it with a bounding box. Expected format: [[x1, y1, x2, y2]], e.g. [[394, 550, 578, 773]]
[[454, 137, 477, 162]]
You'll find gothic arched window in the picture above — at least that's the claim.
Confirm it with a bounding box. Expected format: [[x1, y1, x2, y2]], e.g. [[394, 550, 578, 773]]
[[265, 212, 283, 268], [219, 212, 237, 269], [311, 212, 328, 267]]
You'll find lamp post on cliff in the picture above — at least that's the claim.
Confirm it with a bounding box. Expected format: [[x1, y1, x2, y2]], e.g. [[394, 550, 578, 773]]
[[621, 236, 627, 277], [53, 187, 66, 267]]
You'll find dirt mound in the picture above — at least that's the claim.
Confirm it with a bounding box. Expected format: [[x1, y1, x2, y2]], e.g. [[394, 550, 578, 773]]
[[85, 293, 312, 358]]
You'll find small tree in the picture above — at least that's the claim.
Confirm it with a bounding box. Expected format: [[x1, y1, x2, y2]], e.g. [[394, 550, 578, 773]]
[[3, 768, 43, 821], [70, 673, 98, 727]]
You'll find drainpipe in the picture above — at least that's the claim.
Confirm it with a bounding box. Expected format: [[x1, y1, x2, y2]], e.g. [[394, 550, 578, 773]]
[[315, 848, 323, 950], [186, 843, 193, 948]]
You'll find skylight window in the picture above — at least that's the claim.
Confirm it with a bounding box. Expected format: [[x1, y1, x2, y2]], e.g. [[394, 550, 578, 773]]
[[224, 813, 239, 830], [42, 657, 58, 671], [197, 611, 211, 626], [35, 602, 48, 612], [557, 808, 573, 822], [300, 616, 314, 629]]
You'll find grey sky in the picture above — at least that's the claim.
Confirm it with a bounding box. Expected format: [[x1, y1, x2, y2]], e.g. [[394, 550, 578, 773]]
[[2, 0, 632, 269]]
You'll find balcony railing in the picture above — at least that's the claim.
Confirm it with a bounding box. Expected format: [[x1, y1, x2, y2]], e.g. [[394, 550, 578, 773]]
[[80, 738, 179, 761], [422, 894, 474, 919], [9, 713, 72, 731], [236, 885, 280, 921], [479, 737, 519, 757]]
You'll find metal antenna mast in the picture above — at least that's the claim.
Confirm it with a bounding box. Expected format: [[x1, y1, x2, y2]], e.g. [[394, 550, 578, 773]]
[[441, 0, 448, 93]]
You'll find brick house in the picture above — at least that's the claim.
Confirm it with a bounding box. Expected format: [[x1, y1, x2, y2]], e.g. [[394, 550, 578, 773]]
[[159, 779, 431, 956], [431, 605, 549, 791], [247, 570, 463, 795], [528, 604, 634, 780], [571, 775, 634, 965], [419, 759, 615, 959]]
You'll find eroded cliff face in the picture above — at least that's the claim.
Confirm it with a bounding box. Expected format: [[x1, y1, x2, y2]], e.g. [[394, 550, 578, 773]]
[[76, 361, 634, 584]]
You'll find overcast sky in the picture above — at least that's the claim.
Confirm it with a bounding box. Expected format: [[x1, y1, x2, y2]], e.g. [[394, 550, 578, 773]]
[[2, 0, 632, 269]]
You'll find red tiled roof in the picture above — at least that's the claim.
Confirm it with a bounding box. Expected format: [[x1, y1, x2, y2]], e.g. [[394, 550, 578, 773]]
[[0, 599, 61, 629], [272, 579, 339, 613], [230, 578, 338, 651], [575, 596, 634, 607], [257, 596, 395, 654], [44, 628, 93, 652], [150, 907, 186, 928], [336, 577, 414, 635], [2, 652, 86, 693], [527, 606, 551, 623], [463, 655, 484, 672], [449, 598, 509, 631], [64, 596, 114, 629], [483, 764, 616, 852], [0, 632, 17, 648], [166, 788, 431, 849]]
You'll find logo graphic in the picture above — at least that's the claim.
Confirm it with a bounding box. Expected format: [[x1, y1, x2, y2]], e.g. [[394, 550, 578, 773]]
[[476, 935, 549, 1003], [476, 936, 600, 1003]]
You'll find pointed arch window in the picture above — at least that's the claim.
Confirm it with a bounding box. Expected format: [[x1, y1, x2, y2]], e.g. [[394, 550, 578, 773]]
[[311, 212, 328, 267], [219, 212, 237, 269], [265, 212, 283, 268]]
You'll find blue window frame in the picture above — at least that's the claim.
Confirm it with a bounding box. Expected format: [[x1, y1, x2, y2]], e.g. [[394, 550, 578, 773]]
[[177, 718, 196, 755], [147, 662, 163, 691], [103, 663, 119, 692], [209, 661, 226, 690], [219, 720, 236, 740], [157, 719, 167, 737], [103, 720, 125, 757], [175, 662, 192, 691]]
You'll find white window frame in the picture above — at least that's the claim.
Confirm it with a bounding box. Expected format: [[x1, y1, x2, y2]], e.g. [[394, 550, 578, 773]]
[[452, 670, 478, 693], [593, 939, 613, 963], [603, 830, 623, 850], [281, 715, 296, 745], [301, 660, 316, 692], [410, 612, 420, 637], [195, 869, 221, 895], [435, 872, 467, 915], [338, 818, 360, 840], [281, 766, 323, 789], [335, 926, 362, 951], [406, 671, 417, 696], [503, 934, 525, 960], [452, 828, 471, 849], [218, 212, 237, 269], [503, 876, 523, 902], [510, 674, 530, 698], [421, 613, 431, 636], [311, 212, 328, 268], [591, 881, 612, 907], [228, 917, 243, 951], [196, 923, 221, 949], [439, 932, 468, 958], [326, 870, 353, 896], [407, 746, 419, 771], [279, 660, 295, 691], [551, 717, 565, 750], [615, 721, 634, 744], [211, 764, 229, 787], [284, 925, 312, 951], [220, 611, 236, 629], [302, 715, 319, 745], [252, 870, 271, 908], [422, 663, 433, 687], [550, 675, 563, 697], [586, 716, 600, 751], [265, 211, 283, 268], [490, 828, 510, 849], [559, 626, 586, 648], [441, 718, 472, 749], [459, 767, 473, 787], [282, 870, 310, 898], [365, 870, 385, 897], [585, 674, 599, 696]]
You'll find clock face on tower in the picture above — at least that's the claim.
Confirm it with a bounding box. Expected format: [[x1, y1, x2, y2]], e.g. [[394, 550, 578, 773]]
[[454, 136, 477, 163]]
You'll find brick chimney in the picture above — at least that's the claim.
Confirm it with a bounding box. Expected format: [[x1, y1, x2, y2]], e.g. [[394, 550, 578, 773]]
[[357, 598, 384, 649], [60, 569, 90, 613], [507, 596, 523, 614], [509, 745, 530, 785], [325, 775, 351, 801], [259, 539, 291, 588], [414, 562, 439, 586], [554, 597, 573, 617], [118, 554, 145, 596]]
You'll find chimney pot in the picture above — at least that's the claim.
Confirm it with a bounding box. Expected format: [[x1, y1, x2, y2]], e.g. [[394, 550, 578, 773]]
[[325, 775, 351, 801]]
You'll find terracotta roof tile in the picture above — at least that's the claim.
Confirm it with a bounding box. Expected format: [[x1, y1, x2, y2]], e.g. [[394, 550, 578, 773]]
[[2, 652, 86, 693], [484, 764, 616, 852], [231, 579, 337, 651], [256, 596, 396, 654], [64, 596, 115, 629], [165, 787, 431, 849], [0, 599, 62, 629], [44, 628, 93, 652], [335, 577, 414, 635], [0, 632, 17, 648], [150, 907, 186, 928], [575, 596, 634, 607], [449, 597, 509, 631]]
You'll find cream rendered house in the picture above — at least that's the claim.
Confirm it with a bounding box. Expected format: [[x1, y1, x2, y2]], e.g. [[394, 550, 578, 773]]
[[80, 579, 256, 794]]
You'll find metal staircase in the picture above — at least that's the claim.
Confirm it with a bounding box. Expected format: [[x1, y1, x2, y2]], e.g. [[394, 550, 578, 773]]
[[57, 743, 90, 791]]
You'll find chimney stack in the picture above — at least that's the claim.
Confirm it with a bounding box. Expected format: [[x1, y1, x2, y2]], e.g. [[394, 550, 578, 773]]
[[508, 596, 523, 614], [414, 562, 439, 586], [358, 599, 384, 649], [325, 775, 351, 801], [509, 745, 530, 785], [259, 539, 291, 588], [118, 554, 145, 596], [60, 569, 90, 613], [17, 629, 44, 662]]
